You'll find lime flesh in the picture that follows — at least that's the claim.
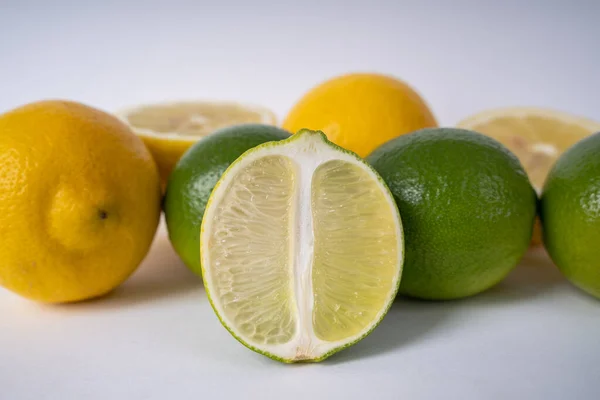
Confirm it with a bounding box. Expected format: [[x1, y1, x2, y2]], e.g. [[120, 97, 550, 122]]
[[164, 124, 291, 276], [200, 130, 403, 362]]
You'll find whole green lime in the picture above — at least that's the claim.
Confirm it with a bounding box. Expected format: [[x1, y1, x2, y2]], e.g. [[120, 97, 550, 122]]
[[540, 131, 600, 299], [164, 124, 290, 276], [366, 128, 537, 300]]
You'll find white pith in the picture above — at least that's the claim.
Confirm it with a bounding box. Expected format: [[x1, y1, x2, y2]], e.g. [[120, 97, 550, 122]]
[[200, 132, 402, 361], [115, 100, 277, 141]]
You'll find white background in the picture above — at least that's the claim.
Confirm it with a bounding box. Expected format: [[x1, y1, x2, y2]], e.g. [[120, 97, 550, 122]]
[[1, 1, 600, 399]]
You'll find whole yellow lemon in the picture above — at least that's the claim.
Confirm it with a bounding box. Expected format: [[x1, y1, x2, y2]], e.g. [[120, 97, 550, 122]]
[[0, 100, 161, 303], [283, 73, 437, 157]]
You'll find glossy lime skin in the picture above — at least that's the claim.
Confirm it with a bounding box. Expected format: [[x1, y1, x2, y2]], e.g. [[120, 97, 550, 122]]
[[164, 124, 291, 276], [367, 128, 537, 300], [541, 132, 600, 299]]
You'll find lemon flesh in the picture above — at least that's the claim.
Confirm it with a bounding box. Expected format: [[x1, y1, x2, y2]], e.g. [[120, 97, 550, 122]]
[[457, 107, 600, 191], [200, 130, 403, 362], [118, 101, 277, 185], [123, 101, 276, 137]]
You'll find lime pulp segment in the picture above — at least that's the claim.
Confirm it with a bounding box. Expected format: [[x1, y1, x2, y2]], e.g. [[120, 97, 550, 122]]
[[312, 160, 399, 342]]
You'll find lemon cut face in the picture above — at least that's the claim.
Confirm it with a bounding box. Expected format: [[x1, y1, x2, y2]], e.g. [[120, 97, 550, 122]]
[[200, 129, 403, 362], [118, 101, 277, 186], [457, 107, 600, 190], [122, 101, 276, 138]]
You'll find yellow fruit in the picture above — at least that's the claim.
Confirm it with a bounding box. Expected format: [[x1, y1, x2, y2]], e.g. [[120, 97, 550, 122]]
[[0, 100, 161, 303], [283, 73, 437, 157], [458, 107, 600, 247], [118, 101, 277, 186], [457, 107, 600, 191]]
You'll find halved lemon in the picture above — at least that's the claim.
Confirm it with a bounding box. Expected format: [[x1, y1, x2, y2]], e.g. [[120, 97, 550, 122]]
[[458, 108, 600, 247], [117, 101, 277, 185], [200, 129, 403, 362], [457, 107, 600, 191]]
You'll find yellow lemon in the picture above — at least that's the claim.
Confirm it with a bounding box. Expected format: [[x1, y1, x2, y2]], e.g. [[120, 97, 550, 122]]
[[457, 107, 600, 191], [458, 107, 600, 247], [118, 101, 277, 186], [283, 73, 437, 157], [0, 100, 161, 303]]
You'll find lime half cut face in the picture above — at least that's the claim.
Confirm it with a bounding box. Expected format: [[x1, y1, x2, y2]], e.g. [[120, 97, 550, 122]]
[[200, 129, 403, 362]]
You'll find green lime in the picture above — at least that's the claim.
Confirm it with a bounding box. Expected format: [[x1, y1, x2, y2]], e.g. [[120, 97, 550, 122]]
[[164, 124, 291, 276], [540, 131, 600, 299], [200, 129, 402, 362], [367, 127, 537, 300]]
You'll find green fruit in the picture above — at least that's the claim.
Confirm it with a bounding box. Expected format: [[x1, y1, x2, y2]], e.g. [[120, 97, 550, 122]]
[[540, 132, 600, 299], [367, 128, 537, 300], [200, 129, 403, 362], [164, 124, 291, 276]]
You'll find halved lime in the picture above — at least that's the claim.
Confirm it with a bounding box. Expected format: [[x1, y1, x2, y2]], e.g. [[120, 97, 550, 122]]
[[200, 129, 403, 362]]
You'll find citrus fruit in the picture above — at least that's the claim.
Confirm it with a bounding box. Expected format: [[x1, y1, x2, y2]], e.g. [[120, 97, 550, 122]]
[[457, 107, 600, 191], [282, 73, 437, 157], [200, 129, 403, 362], [0, 100, 161, 303], [367, 127, 536, 300], [540, 132, 600, 299], [458, 108, 600, 247], [118, 101, 277, 186], [164, 124, 291, 277]]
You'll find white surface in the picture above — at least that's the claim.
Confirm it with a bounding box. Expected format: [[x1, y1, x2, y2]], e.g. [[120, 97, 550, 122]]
[[1, 1, 600, 399]]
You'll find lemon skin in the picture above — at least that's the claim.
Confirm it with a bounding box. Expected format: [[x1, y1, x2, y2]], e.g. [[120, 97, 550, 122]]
[[283, 73, 437, 157], [0, 100, 161, 303]]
